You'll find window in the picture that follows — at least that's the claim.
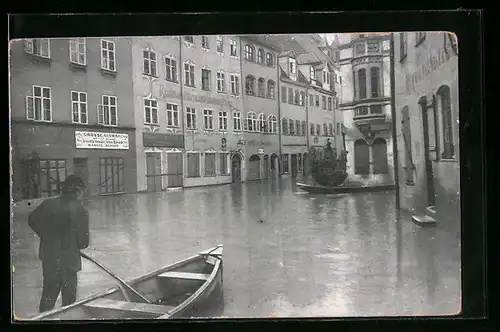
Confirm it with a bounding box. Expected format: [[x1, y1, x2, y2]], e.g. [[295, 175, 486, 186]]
[[266, 53, 274, 66], [316, 124, 321, 136], [144, 98, 158, 125], [187, 153, 200, 177], [281, 86, 287, 103], [310, 123, 315, 136], [247, 112, 257, 132], [230, 39, 237, 56], [267, 81, 275, 99], [202, 69, 211, 91], [202, 36, 210, 49], [358, 69, 367, 99], [301, 121, 306, 136], [165, 56, 178, 82], [219, 111, 228, 131], [219, 153, 229, 175], [39, 160, 67, 197], [98, 95, 117, 126], [282, 154, 289, 173], [309, 94, 314, 106], [371, 105, 383, 114], [300, 92, 305, 106], [295, 120, 301, 136], [371, 67, 380, 98], [203, 109, 214, 130], [257, 48, 265, 63], [258, 78, 265, 97], [282, 118, 288, 135], [289, 120, 295, 135], [245, 76, 256, 95], [322, 96, 327, 109], [204, 153, 216, 176], [328, 97, 332, 110], [99, 157, 124, 194], [323, 123, 328, 136], [245, 45, 254, 61], [233, 111, 242, 131], [70, 91, 88, 124], [310, 66, 315, 81], [259, 113, 266, 133], [186, 107, 197, 129], [288, 88, 294, 104], [294, 90, 300, 105], [217, 36, 224, 53], [184, 63, 195, 87], [69, 38, 86, 65], [354, 140, 370, 175], [166, 103, 180, 127], [101, 39, 116, 71], [217, 71, 226, 93], [289, 58, 296, 74], [184, 36, 194, 44], [415, 32, 426, 46], [230, 74, 240, 95], [372, 138, 388, 174], [323, 71, 327, 83], [24, 38, 50, 58], [268, 115, 277, 134], [400, 33, 408, 61], [143, 50, 157, 76], [315, 95, 320, 107], [328, 124, 333, 136], [26, 86, 51, 122]]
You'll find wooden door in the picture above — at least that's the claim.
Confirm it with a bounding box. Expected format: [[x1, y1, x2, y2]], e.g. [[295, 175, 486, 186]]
[[167, 153, 183, 188], [146, 152, 162, 192], [73, 158, 89, 197]]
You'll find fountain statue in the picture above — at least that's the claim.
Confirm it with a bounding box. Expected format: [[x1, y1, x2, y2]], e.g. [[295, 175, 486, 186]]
[[310, 139, 348, 187]]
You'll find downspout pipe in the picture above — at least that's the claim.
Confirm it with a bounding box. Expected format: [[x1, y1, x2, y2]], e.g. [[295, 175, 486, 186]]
[[277, 57, 282, 176], [390, 32, 400, 210]]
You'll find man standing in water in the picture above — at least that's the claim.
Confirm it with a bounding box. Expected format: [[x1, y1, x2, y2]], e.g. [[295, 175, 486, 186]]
[[28, 174, 90, 313]]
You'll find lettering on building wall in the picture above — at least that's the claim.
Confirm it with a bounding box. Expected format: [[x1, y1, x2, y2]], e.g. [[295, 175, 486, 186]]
[[143, 132, 184, 148], [75, 131, 129, 150], [247, 139, 273, 147], [159, 85, 242, 111], [405, 47, 451, 94]]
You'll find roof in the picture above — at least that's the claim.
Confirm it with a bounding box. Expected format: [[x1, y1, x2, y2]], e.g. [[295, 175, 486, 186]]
[[296, 53, 321, 65], [240, 35, 281, 51]]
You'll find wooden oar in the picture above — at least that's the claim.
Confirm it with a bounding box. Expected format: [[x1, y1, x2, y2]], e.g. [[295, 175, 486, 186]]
[[80, 251, 151, 304]]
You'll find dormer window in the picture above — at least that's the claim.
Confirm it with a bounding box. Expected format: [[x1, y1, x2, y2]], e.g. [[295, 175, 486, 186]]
[[310, 66, 315, 81], [289, 58, 296, 74]]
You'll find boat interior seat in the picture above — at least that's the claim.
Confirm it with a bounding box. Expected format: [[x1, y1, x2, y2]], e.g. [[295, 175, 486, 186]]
[[83, 298, 174, 317], [157, 271, 211, 281]]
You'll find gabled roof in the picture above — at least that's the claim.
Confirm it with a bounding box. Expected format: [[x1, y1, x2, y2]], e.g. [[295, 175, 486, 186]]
[[278, 49, 296, 58]]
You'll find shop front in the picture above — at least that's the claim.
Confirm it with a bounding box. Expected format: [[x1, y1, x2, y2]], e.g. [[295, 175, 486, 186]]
[[141, 131, 184, 192], [242, 135, 280, 182], [11, 122, 137, 202]]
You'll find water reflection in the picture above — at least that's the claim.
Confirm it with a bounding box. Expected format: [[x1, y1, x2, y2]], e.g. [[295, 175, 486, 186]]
[[12, 180, 460, 318]]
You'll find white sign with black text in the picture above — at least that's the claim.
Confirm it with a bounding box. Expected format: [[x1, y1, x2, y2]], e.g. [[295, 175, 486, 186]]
[[75, 131, 129, 150]]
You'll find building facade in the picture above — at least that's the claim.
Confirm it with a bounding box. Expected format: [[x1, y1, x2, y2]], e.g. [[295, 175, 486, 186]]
[[393, 32, 459, 221], [338, 33, 394, 186], [132, 35, 244, 192], [240, 36, 281, 181], [10, 37, 137, 202]]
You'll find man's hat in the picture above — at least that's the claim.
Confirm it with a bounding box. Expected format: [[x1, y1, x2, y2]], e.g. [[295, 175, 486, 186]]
[[62, 174, 85, 193]]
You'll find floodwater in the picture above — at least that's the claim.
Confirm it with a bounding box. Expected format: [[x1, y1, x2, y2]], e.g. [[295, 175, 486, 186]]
[[11, 178, 461, 319]]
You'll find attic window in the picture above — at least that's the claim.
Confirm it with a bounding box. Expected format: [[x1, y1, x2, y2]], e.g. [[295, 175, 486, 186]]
[[310, 66, 315, 81], [289, 59, 296, 74]]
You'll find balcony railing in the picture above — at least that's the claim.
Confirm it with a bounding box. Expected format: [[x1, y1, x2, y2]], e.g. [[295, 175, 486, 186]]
[[353, 105, 385, 119], [353, 40, 382, 57]]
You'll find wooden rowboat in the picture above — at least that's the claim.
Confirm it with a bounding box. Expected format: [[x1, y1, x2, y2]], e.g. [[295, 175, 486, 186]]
[[29, 245, 224, 320]]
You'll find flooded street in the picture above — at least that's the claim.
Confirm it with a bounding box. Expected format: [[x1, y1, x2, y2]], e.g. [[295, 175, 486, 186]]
[[12, 179, 461, 319]]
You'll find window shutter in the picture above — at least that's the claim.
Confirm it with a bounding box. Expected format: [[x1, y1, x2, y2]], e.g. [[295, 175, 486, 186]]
[[24, 39, 33, 53], [26, 96, 34, 120]]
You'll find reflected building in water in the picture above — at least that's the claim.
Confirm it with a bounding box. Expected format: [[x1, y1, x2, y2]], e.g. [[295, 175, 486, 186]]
[[393, 32, 459, 228]]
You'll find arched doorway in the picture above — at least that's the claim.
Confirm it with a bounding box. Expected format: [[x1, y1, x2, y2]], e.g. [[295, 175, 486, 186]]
[[354, 139, 369, 175], [436, 85, 454, 159], [248, 155, 261, 181], [372, 138, 388, 174], [302, 152, 309, 176], [419, 96, 436, 206], [270, 153, 279, 177], [263, 154, 270, 179], [231, 153, 242, 183]]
